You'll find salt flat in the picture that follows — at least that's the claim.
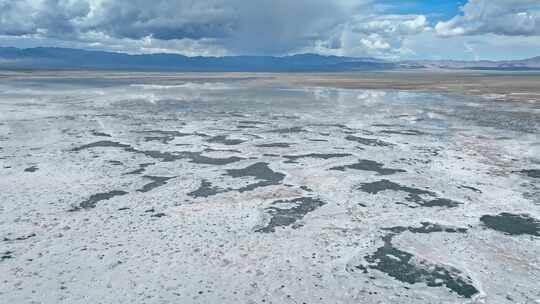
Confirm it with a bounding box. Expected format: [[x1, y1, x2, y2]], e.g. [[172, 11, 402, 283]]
[[0, 73, 539, 303]]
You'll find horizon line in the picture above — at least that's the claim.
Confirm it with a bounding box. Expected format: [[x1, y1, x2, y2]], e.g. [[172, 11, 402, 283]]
[[2, 46, 539, 62]]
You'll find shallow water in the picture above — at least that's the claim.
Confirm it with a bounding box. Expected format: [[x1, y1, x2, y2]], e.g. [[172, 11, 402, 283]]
[[0, 75, 539, 303]]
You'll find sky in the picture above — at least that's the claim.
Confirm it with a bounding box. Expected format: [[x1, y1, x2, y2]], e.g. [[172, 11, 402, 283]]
[[0, 0, 539, 60]]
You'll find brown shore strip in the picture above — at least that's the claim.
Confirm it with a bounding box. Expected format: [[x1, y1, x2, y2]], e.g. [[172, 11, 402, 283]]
[[269, 71, 540, 103], [1, 70, 539, 103]]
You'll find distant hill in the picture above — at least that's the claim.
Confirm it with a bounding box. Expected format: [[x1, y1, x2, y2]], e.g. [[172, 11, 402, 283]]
[[0, 47, 393, 72], [401, 56, 540, 70], [0, 47, 539, 71]]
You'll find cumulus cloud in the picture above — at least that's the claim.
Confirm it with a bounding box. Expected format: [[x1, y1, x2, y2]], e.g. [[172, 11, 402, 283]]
[[0, 0, 361, 54], [351, 15, 427, 53], [0, 0, 37, 35], [436, 0, 540, 36], [320, 14, 428, 58], [89, 0, 236, 40], [0, 0, 429, 57]]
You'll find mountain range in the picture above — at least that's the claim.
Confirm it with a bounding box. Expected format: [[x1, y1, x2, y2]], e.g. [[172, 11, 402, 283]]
[[1, 47, 539, 72]]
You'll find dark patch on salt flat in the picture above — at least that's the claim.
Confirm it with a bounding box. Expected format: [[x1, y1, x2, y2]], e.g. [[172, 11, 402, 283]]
[[125, 148, 184, 162], [399, 157, 431, 165], [480, 213, 540, 236], [24, 166, 38, 172], [256, 197, 326, 233], [124, 147, 244, 165], [184, 152, 244, 165], [226, 162, 285, 192], [300, 186, 313, 192], [73, 190, 129, 210], [143, 136, 175, 144], [137, 176, 174, 193], [238, 120, 268, 125], [203, 148, 241, 153], [360, 180, 431, 196], [188, 180, 225, 198], [359, 179, 462, 208], [256, 143, 293, 148], [137, 130, 193, 137], [414, 146, 441, 157], [91, 130, 112, 137], [271, 114, 300, 120], [234, 181, 279, 193], [384, 222, 468, 234], [309, 123, 353, 131], [458, 185, 482, 193], [380, 129, 427, 136], [422, 198, 461, 208], [517, 169, 540, 178], [72, 140, 131, 152], [371, 123, 395, 127], [267, 127, 306, 134], [283, 153, 352, 164], [3, 233, 36, 242], [330, 160, 406, 175], [226, 162, 285, 183], [206, 135, 245, 146], [362, 233, 478, 298], [193, 132, 211, 138], [235, 182, 270, 193], [137, 130, 204, 144], [124, 163, 155, 175], [1, 251, 14, 261], [345, 135, 394, 147]]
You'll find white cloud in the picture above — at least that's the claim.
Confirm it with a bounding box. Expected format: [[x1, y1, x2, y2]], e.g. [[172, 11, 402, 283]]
[[436, 0, 540, 36], [0, 0, 431, 57], [351, 15, 427, 36], [321, 15, 429, 59], [0, 0, 367, 55], [3, 0, 537, 59]]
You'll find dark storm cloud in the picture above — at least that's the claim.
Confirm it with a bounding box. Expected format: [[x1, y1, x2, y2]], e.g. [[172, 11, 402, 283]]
[[0, 0, 91, 34], [91, 0, 360, 54], [2, 0, 540, 58], [0, 0, 363, 54], [36, 0, 91, 36], [91, 0, 236, 40], [0, 0, 36, 35], [220, 0, 351, 54]]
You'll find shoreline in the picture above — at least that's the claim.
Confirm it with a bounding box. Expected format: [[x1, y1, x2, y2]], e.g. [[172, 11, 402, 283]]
[[1, 70, 539, 103]]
